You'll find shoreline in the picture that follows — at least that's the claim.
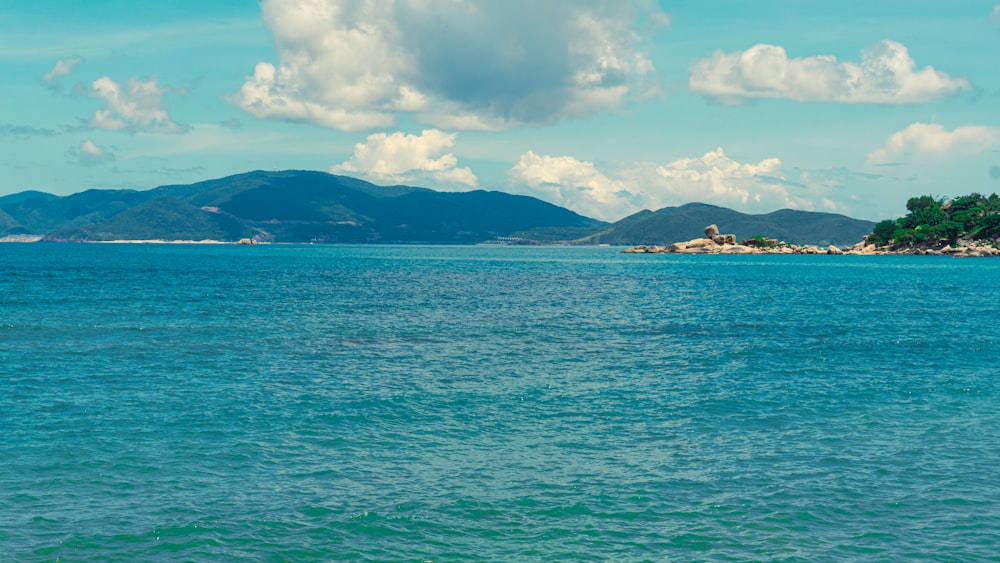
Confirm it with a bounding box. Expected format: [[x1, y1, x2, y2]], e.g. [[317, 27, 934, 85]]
[[0, 236, 260, 245], [90, 239, 229, 244], [624, 241, 1000, 257], [622, 224, 1000, 257], [3, 231, 997, 256]]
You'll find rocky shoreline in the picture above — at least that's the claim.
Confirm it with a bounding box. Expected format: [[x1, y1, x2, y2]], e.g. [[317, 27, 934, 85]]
[[623, 224, 1000, 257]]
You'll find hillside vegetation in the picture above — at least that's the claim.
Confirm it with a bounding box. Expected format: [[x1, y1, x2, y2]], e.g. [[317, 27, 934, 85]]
[[0, 170, 880, 245], [0, 171, 603, 243], [867, 194, 1000, 247]]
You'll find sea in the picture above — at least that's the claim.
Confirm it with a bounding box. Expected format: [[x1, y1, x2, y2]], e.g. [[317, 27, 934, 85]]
[[1, 243, 998, 561]]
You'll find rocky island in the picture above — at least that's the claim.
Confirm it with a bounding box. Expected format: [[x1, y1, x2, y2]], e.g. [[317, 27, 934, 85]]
[[625, 194, 1000, 258], [623, 224, 858, 255]]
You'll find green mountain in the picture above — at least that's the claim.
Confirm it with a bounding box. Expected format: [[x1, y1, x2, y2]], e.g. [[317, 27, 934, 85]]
[[578, 202, 875, 246], [0, 172, 878, 245], [46, 197, 256, 242], [1, 170, 605, 243], [0, 189, 155, 235]]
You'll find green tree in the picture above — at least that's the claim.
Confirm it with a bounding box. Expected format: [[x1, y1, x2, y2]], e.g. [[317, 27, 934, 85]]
[[893, 227, 915, 245], [901, 195, 945, 230], [987, 194, 1000, 213], [975, 214, 1000, 240], [949, 193, 985, 213], [938, 220, 964, 242], [867, 193, 1000, 247], [868, 219, 896, 246]]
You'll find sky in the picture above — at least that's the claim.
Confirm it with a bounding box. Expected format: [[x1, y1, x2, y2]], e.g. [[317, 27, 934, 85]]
[[2, 0, 999, 222]]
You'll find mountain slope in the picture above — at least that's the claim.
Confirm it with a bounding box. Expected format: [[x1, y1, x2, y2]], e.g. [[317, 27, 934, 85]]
[[0, 190, 59, 206], [46, 198, 257, 241], [0, 189, 157, 235], [580, 202, 874, 246], [0, 172, 876, 245], [1, 170, 604, 243]]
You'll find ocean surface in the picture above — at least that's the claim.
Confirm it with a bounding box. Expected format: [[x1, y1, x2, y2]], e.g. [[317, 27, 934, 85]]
[[2, 244, 999, 561]]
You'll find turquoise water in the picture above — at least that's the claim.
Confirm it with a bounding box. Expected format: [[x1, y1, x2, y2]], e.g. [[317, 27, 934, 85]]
[[2, 244, 999, 561]]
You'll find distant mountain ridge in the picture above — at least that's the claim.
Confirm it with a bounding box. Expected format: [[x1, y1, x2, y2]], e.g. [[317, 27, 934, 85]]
[[0, 170, 604, 243], [0, 171, 875, 245], [577, 202, 875, 246]]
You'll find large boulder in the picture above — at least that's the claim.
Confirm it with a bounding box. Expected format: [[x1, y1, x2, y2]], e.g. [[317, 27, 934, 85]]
[[711, 233, 737, 245], [704, 224, 719, 237], [686, 238, 716, 249]]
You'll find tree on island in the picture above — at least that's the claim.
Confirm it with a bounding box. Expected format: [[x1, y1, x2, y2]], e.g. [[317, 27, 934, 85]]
[[867, 193, 1000, 247]]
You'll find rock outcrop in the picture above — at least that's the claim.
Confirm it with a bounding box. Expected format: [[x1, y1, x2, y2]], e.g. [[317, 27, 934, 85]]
[[842, 236, 1000, 257], [624, 225, 827, 255], [623, 226, 1000, 257]]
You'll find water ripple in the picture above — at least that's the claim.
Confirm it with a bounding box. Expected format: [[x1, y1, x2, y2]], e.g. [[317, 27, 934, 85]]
[[2, 247, 999, 559]]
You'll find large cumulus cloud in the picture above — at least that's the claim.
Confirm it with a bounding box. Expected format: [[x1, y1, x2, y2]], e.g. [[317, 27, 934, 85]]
[[236, 0, 667, 131]]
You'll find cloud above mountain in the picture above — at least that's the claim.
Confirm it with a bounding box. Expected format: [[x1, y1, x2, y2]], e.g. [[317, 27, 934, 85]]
[[72, 140, 116, 166], [509, 152, 640, 221], [508, 148, 825, 221], [689, 40, 969, 104], [236, 0, 667, 131], [332, 129, 477, 188]]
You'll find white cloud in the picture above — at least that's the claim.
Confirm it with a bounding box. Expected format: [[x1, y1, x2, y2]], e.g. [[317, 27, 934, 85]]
[[868, 123, 1000, 164], [646, 148, 786, 207], [237, 61, 400, 131], [509, 147, 817, 220], [236, 0, 667, 131], [690, 40, 969, 104], [509, 151, 640, 221], [43, 57, 83, 82], [332, 129, 478, 188], [73, 140, 115, 166], [89, 76, 186, 134]]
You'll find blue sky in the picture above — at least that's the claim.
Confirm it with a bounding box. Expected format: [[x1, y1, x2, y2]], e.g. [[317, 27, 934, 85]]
[[2, 1, 999, 221]]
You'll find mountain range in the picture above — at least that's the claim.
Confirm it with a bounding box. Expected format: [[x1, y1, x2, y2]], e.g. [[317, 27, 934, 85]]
[[0, 170, 874, 245]]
